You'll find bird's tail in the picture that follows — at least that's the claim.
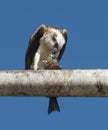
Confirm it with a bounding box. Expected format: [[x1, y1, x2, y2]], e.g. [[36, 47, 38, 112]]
[[48, 97, 60, 114]]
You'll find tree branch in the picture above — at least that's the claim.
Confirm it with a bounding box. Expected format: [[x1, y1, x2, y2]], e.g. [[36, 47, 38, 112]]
[[0, 70, 108, 96]]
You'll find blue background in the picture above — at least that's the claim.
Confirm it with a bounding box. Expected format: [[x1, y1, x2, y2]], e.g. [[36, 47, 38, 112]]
[[0, 0, 108, 130]]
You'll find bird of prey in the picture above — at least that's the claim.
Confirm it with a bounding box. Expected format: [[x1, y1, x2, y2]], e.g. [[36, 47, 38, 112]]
[[25, 24, 67, 114]]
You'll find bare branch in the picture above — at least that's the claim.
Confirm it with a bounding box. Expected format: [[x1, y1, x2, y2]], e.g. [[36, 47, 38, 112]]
[[0, 70, 108, 96]]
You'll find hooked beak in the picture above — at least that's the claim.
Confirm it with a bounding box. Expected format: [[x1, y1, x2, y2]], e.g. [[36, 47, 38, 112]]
[[53, 47, 58, 54]]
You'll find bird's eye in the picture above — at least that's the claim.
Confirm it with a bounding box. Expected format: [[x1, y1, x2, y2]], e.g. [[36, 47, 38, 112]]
[[52, 37, 56, 42], [54, 42, 58, 48]]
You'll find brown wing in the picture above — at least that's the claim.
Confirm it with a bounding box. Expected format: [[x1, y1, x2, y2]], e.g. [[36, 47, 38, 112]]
[[58, 29, 68, 61], [25, 25, 46, 69]]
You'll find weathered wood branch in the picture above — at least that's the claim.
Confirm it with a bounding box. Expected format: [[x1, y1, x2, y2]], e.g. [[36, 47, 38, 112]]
[[0, 70, 108, 96]]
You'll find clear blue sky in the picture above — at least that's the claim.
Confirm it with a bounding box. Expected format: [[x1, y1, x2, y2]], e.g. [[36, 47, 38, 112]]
[[0, 0, 108, 130]]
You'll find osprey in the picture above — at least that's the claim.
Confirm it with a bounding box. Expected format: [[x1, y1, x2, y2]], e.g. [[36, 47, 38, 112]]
[[25, 24, 67, 114]]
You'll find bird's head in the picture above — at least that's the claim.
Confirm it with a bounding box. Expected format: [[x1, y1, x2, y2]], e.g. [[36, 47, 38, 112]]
[[39, 25, 67, 56]]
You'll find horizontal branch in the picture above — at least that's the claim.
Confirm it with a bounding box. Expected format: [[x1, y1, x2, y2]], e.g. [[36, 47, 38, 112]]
[[0, 70, 108, 96]]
